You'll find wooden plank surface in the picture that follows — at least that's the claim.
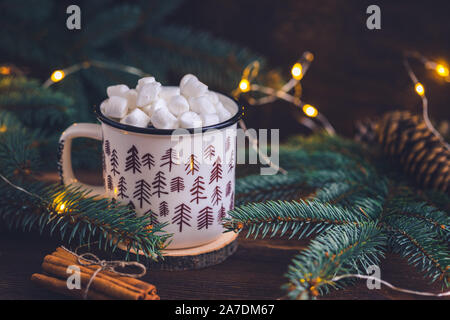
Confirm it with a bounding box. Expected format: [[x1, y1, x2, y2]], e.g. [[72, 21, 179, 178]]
[[0, 226, 446, 300], [0, 172, 447, 300]]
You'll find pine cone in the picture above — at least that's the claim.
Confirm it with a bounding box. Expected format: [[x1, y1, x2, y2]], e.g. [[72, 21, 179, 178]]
[[355, 111, 450, 194]]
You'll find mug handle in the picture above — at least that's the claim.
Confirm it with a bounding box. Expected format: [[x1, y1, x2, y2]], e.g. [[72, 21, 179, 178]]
[[58, 123, 106, 197]]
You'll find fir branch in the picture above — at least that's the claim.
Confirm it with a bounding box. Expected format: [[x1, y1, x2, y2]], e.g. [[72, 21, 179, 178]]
[[384, 202, 449, 241], [419, 189, 450, 213], [235, 171, 309, 205], [283, 222, 386, 299], [225, 200, 366, 240], [142, 24, 265, 91], [232, 134, 449, 298], [0, 125, 41, 179], [0, 181, 171, 260], [74, 5, 141, 49], [0, 76, 74, 131], [384, 216, 449, 286], [0, 77, 73, 108]]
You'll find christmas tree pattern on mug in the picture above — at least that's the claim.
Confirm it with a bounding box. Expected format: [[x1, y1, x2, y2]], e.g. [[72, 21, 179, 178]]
[[107, 175, 113, 191], [204, 144, 215, 161], [159, 201, 169, 217], [125, 145, 141, 174], [210, 157, 223, 184], [229, 192, 235, 211], [170, 176, 185, 192], [104, 139, 111, 156], [117, 176, 128, 199], [228, 150, 234, 173], [152, 171, 168, 198], [57, 140, 65, 184], [218, 205, 226, 223], [185, 154, 199, 175], [197, 206, 214, 230], [95, 129, 237, 239], [172, 203, 192, 232], [211, 185, 222, 206], [102, 151, 106, 178], [133, 179, 151, 208], [190, 176, 207, 204], [160, 147, 178, 172], [142, 152, 155, 171], [127, 200, 136, 212], [110, 149, 120, 176], [225, 181, 232, 197], [144, 208, 159, 225]]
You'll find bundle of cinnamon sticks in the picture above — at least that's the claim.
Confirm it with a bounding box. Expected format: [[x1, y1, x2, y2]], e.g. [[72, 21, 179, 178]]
[[31, 247, 160, 300]]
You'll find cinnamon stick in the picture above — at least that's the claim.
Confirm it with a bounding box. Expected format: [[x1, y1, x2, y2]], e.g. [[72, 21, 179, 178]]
[[31, 273, 111, 300], [52, 248, 158, 297], [43, 255, 151, 297], [31, 247, 160, 300]]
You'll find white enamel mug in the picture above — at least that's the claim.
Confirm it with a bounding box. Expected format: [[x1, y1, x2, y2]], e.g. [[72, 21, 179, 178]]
[[58, 90, 242, 249]]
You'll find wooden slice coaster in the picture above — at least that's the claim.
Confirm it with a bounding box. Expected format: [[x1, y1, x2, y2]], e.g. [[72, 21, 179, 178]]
[[118, 232, 239, 271]]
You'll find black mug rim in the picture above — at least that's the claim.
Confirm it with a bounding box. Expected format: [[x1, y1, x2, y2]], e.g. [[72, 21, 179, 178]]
[[94, 92, 243, 135]]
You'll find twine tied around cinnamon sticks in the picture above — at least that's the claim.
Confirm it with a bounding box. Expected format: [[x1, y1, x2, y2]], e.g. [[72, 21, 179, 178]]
[[60, 246, 147, 299], [32, 246, 160, 300]]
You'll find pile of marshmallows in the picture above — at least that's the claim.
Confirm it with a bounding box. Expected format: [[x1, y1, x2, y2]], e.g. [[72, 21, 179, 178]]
[[100, 74, 232, 129]]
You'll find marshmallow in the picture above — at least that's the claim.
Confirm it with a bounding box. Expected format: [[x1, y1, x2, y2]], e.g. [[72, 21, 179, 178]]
[[120, 108, 150, 128], [107, 84, 129, 98], [150, 107, 178, 129], [168, 95, 189, 116], [106, 84, 130, 98], [180, 78, 208, 98], [180, 74, 198, 88], [125, 89, 138, 110], [100, 99, 108, 114], [159, 87, 180, 101], [178, 111, 202, 128], [189, 96, 216, 115], [136, 82, 161, 107], [104, 96, 128, 118], [136, 77, 155, 91], [141, 98, 167, 117], [215, 101, 232, 121], [200, 113, 220, 127], [102, 74, 233, 129], [205, 91, 219, 105]]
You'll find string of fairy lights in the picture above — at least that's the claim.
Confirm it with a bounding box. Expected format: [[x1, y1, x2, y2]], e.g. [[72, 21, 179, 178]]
[[232, 51, 450, 145], [232, 51, 336, 136], [403, 51, 450, 151], [0, 49, 448, 159], [0, 53, 449, 298]]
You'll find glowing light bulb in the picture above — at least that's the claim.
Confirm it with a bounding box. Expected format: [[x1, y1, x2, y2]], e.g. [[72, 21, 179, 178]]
[[0, 66, 11, 75], [436, 64, 449, 77], [415, 83, 425, 96], [305, 52, 314, 62], [239, 79, 250, 92], [51, 70, 65, 82], [291, 63, 303, 80], [303, 104, 318, 118], [0, 125, 7, 133], [55, 202, 66, 213]]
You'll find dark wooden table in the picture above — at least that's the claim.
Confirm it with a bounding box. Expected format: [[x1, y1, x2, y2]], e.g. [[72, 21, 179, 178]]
[[0, 172, 447, 300], [0, 227, 446, 300]]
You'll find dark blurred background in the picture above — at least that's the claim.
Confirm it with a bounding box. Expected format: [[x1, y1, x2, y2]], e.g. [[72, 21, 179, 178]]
[[1, 0, 449, 140], [173, 0, 450, 137]]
